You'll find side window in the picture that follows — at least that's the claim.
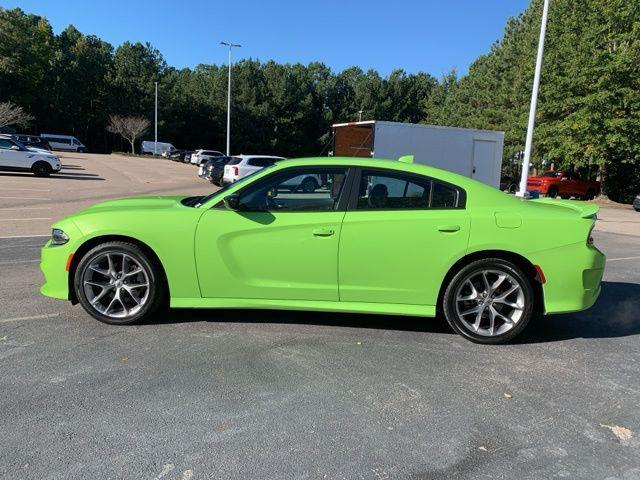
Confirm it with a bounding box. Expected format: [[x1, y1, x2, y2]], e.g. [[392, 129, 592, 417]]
[[0, 139, 16, 149], [431, 181, 459, 208], [248, 158, 273, 167], [356, 170, 431, 210], [239, 168, 348, 212]]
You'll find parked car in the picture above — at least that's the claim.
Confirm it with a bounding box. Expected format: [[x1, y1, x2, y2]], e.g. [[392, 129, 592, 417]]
[[633, 194, 640, 212], [13, 134, 51, 151], [40, 134, 86, 152], [190, 149, 224, 166], [500, 174, 518, 194], [527, 170, 600, 200], [167, 149, 192, 162], [0, 134, 61, 176], [40, 157, 605, 344], [222, 155, 286, 184], [141, 141, 176, 156], [199, 156, 232, 185]]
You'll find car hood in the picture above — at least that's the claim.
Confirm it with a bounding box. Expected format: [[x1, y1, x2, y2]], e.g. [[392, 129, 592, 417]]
[[74, 195, 189, 215], [27, 147, 54, 155]]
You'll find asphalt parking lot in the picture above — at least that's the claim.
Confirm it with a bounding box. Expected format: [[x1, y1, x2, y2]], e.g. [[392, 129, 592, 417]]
[[1, 153, 639, 479]]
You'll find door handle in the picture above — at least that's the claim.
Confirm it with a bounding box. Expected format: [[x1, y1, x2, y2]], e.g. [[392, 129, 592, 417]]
[[438, 225, 460, 232], [313, 228, 335, 237]]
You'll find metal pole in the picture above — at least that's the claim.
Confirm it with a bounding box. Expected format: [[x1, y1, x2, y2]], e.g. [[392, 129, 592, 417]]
[[154, 81, 158, 155], [221, 42, 241, 157], [358, 110, 363, 122], [516, 0, 551, 197], [226, 47, 231, 156]]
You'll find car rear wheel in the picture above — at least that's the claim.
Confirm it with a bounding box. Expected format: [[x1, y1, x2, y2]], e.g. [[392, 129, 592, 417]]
[[301, 177, 318, 193], [74, 242, 166, 325], [584, 189, 595, 200], [32, 161, 52, 177], [546, 186, 558, 198], [443, 258, 534, 344]]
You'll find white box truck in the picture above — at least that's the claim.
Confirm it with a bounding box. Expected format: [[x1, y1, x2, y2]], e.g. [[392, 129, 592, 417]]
[[331, 120, 504, 188]]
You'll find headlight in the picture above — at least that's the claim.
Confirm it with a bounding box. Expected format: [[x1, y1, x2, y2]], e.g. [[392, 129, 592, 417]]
[[51, 228, 69, 246]]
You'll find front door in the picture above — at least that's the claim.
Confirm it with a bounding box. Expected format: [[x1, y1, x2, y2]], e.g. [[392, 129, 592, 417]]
[[339, 168, 470, 306], [0, 138, 27, 168], [195, 167, 351, 301]]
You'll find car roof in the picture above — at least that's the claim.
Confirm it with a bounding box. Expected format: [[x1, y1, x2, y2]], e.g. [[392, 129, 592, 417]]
[[234, 154, 286, 160]]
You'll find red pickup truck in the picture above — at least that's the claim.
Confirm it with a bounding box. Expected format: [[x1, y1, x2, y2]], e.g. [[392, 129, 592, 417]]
[[527, 171, 600, 199]]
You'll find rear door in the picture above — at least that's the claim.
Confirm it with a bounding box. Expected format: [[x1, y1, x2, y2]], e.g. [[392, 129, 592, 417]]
[[338, 168, 470, 307]]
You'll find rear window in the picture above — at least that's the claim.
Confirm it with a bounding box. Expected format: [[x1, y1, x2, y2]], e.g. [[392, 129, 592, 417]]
[[228, 157, 242, 165]]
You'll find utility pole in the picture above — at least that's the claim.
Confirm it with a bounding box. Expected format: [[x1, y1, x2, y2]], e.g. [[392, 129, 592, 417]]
[[516, 0, 551, 197], [220, 41, 242, 156], [154, 81, 158, 155]]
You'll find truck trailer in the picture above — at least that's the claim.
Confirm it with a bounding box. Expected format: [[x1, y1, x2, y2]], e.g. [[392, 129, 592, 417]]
[[331, 120, 504, 188]]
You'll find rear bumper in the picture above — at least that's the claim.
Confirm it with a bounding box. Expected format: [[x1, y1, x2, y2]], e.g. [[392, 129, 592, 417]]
[[529, 242, 605, 314]]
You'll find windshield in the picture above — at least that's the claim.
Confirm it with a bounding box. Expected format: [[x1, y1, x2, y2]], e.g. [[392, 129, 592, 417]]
[[194, 164, 276, 208], [542, 171, 561, 178]]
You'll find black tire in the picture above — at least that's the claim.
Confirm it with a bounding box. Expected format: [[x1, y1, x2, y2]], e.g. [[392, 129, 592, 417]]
[[301, 177, 318, 193], [74, 241, 166, 325], [32, 161, 52, 177], [442, 258, 534, 344], [546, 186, 558, 198], [584, 189, 595, 201], [507, 183, 518, 194]]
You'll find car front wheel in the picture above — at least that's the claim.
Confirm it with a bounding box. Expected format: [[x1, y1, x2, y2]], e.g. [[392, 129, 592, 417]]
[[74, 241, 166, 325], [32, 161, 52, 177], [443, 258, 534, 344]]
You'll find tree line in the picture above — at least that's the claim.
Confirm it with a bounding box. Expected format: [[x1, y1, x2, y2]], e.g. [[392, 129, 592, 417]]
[[1, 1, 638, 201]]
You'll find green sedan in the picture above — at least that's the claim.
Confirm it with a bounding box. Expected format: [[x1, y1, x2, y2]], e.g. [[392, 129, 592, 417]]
[[40, 157, 605, 344]]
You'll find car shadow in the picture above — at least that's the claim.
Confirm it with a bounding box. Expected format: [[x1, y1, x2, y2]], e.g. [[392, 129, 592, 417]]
[[516, 281, 640, 343], [0, 172, 105, 181], [148, 281, 639, 343]]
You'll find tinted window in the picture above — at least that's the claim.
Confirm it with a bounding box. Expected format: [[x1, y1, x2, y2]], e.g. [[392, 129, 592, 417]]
[[50, 137, 71, 144], [0, 139, 17, 149], [356, 170, 431, 210], [228, 157, 242, 165], [431, 181, 459, 208], [238, 168, 348, 212], [248, 158, 274, 167]]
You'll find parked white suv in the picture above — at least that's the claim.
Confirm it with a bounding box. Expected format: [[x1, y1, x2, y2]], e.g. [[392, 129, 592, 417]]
[[0, 135, 62, 177], [223, 155, 286, 184], [191, 149, 224, 165]]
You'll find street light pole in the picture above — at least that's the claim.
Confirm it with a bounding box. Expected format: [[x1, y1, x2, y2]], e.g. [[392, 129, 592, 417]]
[[516, 0, 551, 197], [154, 81, 158, 155], [220, 41, 241, 156]]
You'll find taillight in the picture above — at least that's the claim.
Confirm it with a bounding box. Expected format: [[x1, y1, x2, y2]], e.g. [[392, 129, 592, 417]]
[[232, 166, 238, 176]]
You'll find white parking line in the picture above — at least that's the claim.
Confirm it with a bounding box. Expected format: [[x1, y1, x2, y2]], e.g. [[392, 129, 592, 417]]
[[0, 218, 51, 221], [0, 207, 50, 210], [0, 234, 50, 239], [0, 259, 40, 265], [0, 313, 60, 324], [0, 196, 51, 200], [608, 256, 640, 262]]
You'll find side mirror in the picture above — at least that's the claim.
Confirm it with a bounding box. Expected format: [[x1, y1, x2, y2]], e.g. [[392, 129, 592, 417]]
[[223, 194, 241, 211]]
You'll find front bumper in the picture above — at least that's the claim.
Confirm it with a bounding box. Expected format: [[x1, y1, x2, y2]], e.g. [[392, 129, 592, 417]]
[[40, 241, 73, 300], [529, 242, 605, 314]]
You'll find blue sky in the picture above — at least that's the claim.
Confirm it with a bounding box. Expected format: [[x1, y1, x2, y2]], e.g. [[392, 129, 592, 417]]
[[6, 0, 530, 77]]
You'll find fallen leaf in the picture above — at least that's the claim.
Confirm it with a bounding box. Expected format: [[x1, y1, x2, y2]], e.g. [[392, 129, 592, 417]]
[[503, 392, 512, 399]]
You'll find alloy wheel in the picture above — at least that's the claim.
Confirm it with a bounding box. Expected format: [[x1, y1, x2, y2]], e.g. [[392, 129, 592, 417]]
[[81, 252, 150, 319], [454, 269, 525, 337]]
